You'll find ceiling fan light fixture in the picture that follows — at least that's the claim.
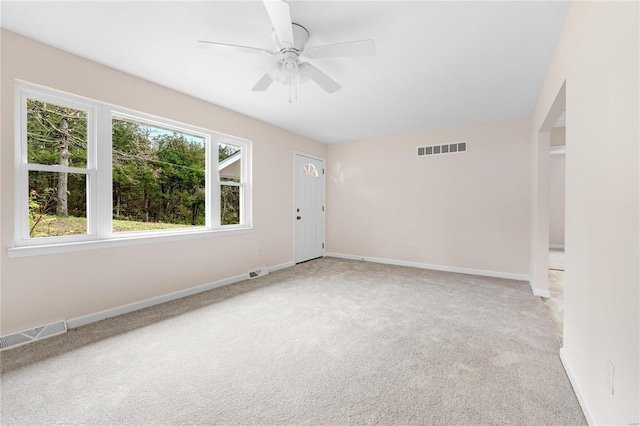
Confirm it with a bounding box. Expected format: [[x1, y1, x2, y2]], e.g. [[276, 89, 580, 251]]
[[281, 53, 299, 79]]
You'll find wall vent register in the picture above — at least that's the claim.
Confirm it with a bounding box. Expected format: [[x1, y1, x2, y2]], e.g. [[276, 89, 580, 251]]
[[0, 320, 67, 351], [417, 141, 467, 157]]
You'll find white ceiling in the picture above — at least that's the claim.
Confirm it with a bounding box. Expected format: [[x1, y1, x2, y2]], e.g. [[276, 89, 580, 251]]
[[0, 1, 570, 144]]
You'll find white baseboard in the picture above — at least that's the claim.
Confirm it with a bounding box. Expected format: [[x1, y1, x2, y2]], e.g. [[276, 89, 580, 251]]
[[549, 244, 565, 250], [67, 260, 294, 329], [269, 261, 295, 272], [560, 348, 595, 425], [528, 280, 551, 298], [325, 252, 530, 282]]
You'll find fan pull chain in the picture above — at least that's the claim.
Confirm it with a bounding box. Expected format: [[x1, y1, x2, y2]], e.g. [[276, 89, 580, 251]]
[[288, 61, 299, 103], [294, 60, 299, 102]]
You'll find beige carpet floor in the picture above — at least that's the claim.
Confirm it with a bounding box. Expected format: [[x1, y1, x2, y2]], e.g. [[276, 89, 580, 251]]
[[0, 257, 585, 425], [545, 249, 565, 340], [545, 270, 565, 341], [549, 248, 565, 271]]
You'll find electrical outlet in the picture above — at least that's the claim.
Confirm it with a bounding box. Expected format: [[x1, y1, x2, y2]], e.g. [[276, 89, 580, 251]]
[[606, 358, 615, 396], [410, 242, 416, 250], [256, 247, 261, 256]]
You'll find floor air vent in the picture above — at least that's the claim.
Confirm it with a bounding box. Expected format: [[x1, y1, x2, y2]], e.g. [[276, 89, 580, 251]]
[[248, 268, 269, 279], [0, 320, 67, 351]]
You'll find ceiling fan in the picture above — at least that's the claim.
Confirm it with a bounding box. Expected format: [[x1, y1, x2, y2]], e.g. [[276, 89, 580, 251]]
[[198, 0, 376, 102]]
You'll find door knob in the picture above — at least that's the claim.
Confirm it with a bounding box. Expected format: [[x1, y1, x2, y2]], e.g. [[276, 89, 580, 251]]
[[297, 216, 302, 220]]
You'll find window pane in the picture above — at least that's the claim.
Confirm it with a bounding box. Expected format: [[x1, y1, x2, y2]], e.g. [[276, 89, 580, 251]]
[[28, 171, 87, 238], [220, 185, 240, 225], [27, 99, 87, 167], [112, 118, 206, 232], [302, 162, 319, 177], [219, 143, 241, 183]]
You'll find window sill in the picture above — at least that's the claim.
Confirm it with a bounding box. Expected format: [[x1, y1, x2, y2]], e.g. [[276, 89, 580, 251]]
[[7, 227, 254, 258]]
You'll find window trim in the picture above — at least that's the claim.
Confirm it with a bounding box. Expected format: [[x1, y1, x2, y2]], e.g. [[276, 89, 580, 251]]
[[11, 80, 252, 257]]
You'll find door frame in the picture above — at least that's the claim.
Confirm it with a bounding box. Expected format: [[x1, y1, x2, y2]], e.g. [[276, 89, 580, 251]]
[[531, 82, 565, 298], [293, 151, 326, 263]]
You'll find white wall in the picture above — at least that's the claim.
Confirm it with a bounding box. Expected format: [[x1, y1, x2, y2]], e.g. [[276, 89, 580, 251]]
[[0, 30, 326, 334], [326, 117, 531, 277], [549, 153, 566, 247], [531, 2, 639, 423]]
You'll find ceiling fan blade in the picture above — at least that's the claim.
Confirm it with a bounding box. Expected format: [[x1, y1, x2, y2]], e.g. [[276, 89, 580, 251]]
[[263, 0, 294, 47], [300, 63, 341, 94], [198, 41, 276, 56], [252, 72, 274, 91], [304, 39, 376, 59]]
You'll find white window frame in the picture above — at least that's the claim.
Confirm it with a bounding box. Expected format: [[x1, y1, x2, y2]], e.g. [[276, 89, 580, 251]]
[[10, 81, 252, 258], [14, 85, 98, 246], [216, 134, 252, 230]]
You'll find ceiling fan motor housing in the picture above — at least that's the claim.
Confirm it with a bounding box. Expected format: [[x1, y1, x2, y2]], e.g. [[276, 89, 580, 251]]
[[272, 23, 309, 53]]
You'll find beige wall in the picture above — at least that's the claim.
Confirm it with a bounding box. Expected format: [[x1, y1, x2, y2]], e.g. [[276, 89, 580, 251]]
[[0, 30, 326, 334], [3, 3, 639, 421], [531, 2, 639, 423], [550, 126, 566, 146], [326, 117, 531, 275], [549, 153, 566, 246]]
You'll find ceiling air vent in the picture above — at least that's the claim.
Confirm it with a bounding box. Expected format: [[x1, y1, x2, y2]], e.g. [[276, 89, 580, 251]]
[[417, 141, 467, 157]]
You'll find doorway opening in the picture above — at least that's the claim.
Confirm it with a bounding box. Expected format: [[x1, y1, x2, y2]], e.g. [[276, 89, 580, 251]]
[[532, 81, 566, 342], [546, 113, 566, 341]]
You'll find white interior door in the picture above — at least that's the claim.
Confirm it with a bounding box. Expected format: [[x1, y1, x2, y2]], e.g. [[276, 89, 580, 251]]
[[295, 154, 325, 263]]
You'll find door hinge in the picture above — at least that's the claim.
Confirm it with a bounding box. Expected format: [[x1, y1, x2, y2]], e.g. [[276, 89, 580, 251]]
[[322, 169, 325, 175], [322, 206, 325, 212], [322, 243, 325, 249]]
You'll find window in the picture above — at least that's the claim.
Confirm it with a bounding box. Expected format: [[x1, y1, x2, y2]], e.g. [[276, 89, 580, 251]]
[[17, 91, 96, 244], [14, 81, 252, 253], [111, 116, 207, 232], [301, 162, 319, 177], [219, 141, 242, 225]]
